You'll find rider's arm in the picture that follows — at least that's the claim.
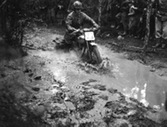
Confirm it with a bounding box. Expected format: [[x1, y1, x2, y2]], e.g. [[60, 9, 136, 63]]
[[82, 12, 100, 31], [65, 13, 77, 32]]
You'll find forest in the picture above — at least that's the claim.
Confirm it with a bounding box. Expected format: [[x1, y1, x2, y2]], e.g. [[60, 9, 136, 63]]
[[1, 0, 167, 127], [0, 0, 152, 47]]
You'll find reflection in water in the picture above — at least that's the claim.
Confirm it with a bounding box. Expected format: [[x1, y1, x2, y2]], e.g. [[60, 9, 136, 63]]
[[124, 83, 149, 107], [128, 86, 139, 99], [140, 83, 149, 107], [98, 45, 167, 112]]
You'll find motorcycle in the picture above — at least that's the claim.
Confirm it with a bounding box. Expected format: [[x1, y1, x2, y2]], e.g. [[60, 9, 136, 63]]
[[54, 28, 102, 64], [76, 28, 102, 64]]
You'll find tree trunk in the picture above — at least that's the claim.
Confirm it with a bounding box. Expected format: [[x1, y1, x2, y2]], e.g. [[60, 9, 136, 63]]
[[143, 0, 152, 49], [1, 5, 7, 34], [0, 0, 7, 9], [67, 0, 75, 12], [96, 0, 102, 36], [98, 0, 102, 26]]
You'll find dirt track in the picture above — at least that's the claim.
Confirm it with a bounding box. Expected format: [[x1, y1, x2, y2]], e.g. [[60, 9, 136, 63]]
[[0, 26, 167, 127]]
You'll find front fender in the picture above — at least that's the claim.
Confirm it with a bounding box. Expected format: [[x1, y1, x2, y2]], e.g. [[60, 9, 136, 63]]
[[90, 42, 97, 46], [77, 35, 85, 44]]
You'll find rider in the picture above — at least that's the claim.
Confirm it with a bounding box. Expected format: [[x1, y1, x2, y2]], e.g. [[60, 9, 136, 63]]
[[63, 1, 99, 46]]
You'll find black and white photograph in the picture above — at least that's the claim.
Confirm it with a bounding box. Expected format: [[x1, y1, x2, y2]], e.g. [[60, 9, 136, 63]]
[[0, 0, 167, 126]]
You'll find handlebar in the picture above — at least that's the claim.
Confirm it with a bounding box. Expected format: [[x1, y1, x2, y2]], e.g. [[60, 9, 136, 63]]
[[71, 27, 97, 35]]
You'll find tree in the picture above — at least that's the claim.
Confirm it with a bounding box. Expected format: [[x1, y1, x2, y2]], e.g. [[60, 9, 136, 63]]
[[0, 0, 27, 46], [0, 0, 70, 46], [143, 0, 152, 49]]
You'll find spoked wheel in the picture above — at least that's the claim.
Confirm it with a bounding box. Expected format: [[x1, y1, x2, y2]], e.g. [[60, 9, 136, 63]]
[[79, 45, 102, 64], [91, 46, 102, 64], [80, 47, 91, 62]]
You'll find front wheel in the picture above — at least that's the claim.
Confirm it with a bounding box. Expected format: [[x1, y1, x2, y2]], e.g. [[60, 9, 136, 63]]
[[91, 46, 102, 64]]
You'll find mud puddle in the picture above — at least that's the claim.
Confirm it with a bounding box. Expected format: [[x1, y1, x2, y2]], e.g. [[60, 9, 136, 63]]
[[29, 42, 167, 120], [99, 45, 167, 119], [1, 27, 166, 126]]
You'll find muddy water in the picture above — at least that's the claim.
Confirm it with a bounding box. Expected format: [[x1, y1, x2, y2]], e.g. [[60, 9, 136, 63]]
[[32, 44, 167, 119], [99, 45, 167, 119]]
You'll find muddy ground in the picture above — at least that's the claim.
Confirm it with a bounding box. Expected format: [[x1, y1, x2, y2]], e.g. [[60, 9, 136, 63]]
[[0, 24, 167, 127]]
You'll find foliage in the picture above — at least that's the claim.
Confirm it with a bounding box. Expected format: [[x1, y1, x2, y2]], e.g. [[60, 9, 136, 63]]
[[0, 0, 70, 46], [0, 0, 152, 46], [0, 0, 30, 46], [101, 0, 116, 11], [81, 0, 118, 26]]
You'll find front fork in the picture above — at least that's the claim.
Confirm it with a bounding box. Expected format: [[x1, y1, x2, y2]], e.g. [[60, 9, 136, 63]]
[[86, 41, 92, 61], [81, 41, 93, 62]]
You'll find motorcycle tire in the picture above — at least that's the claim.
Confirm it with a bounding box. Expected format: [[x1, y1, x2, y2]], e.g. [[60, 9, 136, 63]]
[[91, 46, 102, 64]]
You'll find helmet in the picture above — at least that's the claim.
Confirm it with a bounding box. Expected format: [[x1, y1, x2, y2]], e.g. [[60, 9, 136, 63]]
[[73, 1, 83, 9]]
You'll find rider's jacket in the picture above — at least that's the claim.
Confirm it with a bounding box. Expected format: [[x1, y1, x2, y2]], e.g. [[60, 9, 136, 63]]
[[65, 11, 99, 33]]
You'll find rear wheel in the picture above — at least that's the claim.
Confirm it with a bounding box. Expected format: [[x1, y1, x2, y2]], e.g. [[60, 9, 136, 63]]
[[91, 46, 102, 64]]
